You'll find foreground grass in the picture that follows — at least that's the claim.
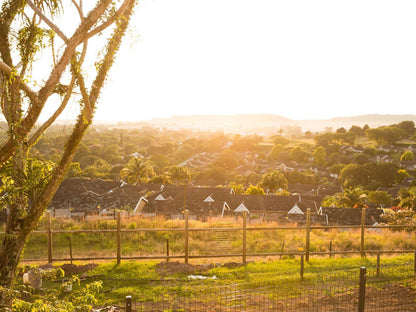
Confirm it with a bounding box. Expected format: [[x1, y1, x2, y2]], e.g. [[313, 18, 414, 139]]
[[22, 253, 415, 308]]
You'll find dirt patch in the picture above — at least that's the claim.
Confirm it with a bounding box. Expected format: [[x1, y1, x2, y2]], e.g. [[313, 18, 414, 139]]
[[60, 263, 98, 275], [155, 261, 214, 276]]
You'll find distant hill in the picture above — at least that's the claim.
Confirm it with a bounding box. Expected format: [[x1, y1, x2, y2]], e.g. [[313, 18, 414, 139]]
[[102, 114, 416, 134], [299, 114, 416, 132]]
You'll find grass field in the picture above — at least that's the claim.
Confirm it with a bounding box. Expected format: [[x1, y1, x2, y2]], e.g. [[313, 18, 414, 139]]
[[16, 253, 416, 311]]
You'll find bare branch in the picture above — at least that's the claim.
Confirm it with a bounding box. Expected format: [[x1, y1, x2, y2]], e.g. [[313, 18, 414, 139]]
[[26, 0, 68, 42], [0, 1, 113, 167], [71, 0, 84, 20], [29, 40, 88, 147], [28, 77, 76, 147], [34, 0, 137, 219], [20, 0, 113, 137]]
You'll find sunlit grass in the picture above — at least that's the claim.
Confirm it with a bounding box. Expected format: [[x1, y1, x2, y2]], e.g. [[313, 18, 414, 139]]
[[22, 216, 416, 262]]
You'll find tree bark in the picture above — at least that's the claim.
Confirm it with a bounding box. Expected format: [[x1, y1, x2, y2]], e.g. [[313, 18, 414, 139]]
[[0, 0, 137, 308]]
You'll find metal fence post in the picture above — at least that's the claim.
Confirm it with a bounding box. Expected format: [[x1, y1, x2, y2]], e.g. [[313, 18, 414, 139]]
[[242, 210, 247, 265], [166, 239, 170, 262], [126, 295, 132, 312], [47, 211, 53, 264], [305, 208, 311, 262], [117, 211, 121, 265], [358, 267, 366, 312], [360, 208, 366, 258], [184, 210, 189, 264]]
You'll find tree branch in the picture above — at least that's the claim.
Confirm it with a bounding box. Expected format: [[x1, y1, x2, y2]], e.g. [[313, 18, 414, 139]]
[[28, 41, 88, 148], [31, 0, 137, 223], [86, 0, 133, 39], [71, 0, 84, 20], [19, 0, 113, 140], [0, 59, 39, 103], [26, 0, 68, 42], [0, 0, 112, 167]]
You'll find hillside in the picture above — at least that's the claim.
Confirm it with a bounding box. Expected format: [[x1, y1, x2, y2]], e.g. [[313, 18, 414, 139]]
[[110, 114, 416, 134]]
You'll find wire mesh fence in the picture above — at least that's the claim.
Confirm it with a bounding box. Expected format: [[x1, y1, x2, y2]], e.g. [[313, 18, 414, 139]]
[[128, 264, 416, 312]]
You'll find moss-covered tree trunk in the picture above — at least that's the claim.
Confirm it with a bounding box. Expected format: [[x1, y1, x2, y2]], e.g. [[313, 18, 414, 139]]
[[0, 0, 137, 308]]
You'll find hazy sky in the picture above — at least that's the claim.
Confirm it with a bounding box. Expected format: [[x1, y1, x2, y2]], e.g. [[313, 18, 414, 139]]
[[93, 0, 416, 122]]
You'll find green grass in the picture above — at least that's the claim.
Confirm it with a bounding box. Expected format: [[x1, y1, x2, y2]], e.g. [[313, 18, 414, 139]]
[[21, 253, 415, 307]]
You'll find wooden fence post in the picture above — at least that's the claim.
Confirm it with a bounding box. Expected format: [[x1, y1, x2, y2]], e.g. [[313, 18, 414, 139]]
[[184, 210, 189, 264], [166, 239, 170, 262], [47, 211, 53, 264], [376, 252, 381, 277], [358, 267, 367, 312], [360, 208, 366, 258], [300, 254, 304, 279], [117, 211, 121, 265], [329, 241, 332, 258], [305, 208, 311, 262], [68, 236, 73, 265], [242, 210, 247, 265], [414, 250, 416, 275], [126, 295, 132, 312]]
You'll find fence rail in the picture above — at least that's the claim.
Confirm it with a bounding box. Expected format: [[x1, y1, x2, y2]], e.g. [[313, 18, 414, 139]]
[[4, 208, 416, 264]]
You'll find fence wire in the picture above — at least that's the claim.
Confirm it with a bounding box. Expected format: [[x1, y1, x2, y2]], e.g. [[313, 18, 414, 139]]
[[130, 266, 416, 312]]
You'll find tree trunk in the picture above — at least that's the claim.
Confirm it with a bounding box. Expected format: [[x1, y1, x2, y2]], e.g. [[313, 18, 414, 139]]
[[0, 1, 137, 308], [0, 212, 30, 307]]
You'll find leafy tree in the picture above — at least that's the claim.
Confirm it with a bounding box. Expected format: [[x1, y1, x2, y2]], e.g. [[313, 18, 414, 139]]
[[339, 163, 400, 189], [268, 144, 282, 160], [353, 153, 370, 165], [321, 194, 341, 207], [245, 171, 262, 185], [339, 187, 367, 208], [367, 191, 392, 207], [245, 184, 265, 195], [400, 151, 414, 162], [259, 170, 288, 193], [398, 187, 416, 211], [312, 146, 326, 165], [339, 164, 369, 189], [304, 130, 313, 139], [196, 166, 229, 185], [214, 149, 239, 170], [66, 162, 82, 178], [315, 132, 355, 148], [397, 169, 410, 182], [326, 152, 350, 166], [0, 0, 138, 303], [271, 135, 289, 145], [149, 154, 170, 174], [396, 120, 415, 136], [348, 125, 365, 137], [365, 126, 406, 145], [290, 146, 308, 163], [165, 165, 191, 185], [228, 182, 245, 195], [121, 157, 155, 185], [231, 134, 262, 152]]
